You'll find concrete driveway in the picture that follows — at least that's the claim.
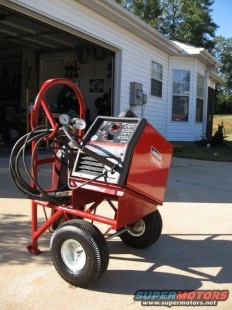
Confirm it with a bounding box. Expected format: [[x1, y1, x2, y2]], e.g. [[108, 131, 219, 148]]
[[0, 153, 231, 310]]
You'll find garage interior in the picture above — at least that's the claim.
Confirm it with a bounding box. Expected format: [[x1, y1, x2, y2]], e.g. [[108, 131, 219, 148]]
[[0, 5, 114, 146]]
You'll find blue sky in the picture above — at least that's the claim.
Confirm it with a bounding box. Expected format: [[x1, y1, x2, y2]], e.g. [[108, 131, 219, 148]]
[[211, 0, 232, 38]]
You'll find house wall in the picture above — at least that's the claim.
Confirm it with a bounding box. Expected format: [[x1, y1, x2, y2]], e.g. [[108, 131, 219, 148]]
[[4, 0, 212, 141], [5, 0, 171, 135], [166, 57, 209, 141], [118, 32, 170, 136]]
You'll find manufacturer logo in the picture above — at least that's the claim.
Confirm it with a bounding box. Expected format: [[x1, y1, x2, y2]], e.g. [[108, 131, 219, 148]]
[[150, 146, 163, 168]]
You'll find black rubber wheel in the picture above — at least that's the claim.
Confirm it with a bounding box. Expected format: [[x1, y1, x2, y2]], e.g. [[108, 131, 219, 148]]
[[50, 219, 109, 287], [119, 210, 162, 249]]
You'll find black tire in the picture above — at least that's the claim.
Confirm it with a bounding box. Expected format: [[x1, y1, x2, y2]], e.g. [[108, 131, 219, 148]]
[[50, 219, 109, 287], [119, 210, 162, 249]]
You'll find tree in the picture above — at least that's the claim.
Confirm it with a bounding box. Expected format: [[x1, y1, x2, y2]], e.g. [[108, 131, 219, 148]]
[[155, 0, 183, 38], [115, 1, 230, 113], [115, 0, 219, 50], [115, 1, 162, 27], [155, 0, 219, 49], [212, 37, 232, 94], [115, 0, 126, 5], [177, 0, 218, 49], [211, 36, 232, 114]]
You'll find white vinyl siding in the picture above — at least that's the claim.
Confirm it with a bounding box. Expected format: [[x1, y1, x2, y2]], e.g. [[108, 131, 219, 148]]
[[4, 0, 213, 141], [6, 0, 169, 135]]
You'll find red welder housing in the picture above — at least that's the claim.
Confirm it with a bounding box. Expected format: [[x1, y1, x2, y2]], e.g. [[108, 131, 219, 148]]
[[10, 78, 173, 287], [69, 118, 172, 230]]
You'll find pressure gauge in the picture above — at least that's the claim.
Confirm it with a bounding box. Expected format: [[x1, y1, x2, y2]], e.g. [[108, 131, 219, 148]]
[[59, 114, 70, 125], [74, 118, 86, 130]]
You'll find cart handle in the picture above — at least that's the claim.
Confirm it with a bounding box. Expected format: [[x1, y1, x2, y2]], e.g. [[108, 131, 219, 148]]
[[31, 78, 85, 140]]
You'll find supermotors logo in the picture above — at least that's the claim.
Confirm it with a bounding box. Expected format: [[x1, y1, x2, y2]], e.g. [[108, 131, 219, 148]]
[[134, 290, 229, 307]]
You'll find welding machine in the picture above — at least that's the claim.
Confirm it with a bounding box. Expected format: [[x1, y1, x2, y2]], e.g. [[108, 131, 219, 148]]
[[9, 78, 172, 287]]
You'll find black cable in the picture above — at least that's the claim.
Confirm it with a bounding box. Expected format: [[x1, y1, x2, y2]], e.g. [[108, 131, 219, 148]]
[[9, 126, 72, 204], [52, 134, 75, 168], [9, 123, 118, 205], [10, 130, 46, 198], [24, 127, 63, 204], [10, 128, 52, 200], [62, 126, 117, 171], [90, 47, 110, 60], [67, 169, 108, 190], [77, 47, 89, 64]]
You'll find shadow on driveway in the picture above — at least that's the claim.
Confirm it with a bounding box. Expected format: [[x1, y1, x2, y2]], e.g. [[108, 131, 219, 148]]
[[1, 211, 231, 295]]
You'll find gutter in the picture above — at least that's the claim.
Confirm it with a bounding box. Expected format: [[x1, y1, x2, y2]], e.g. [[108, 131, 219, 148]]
[[209, 71, 226, 84], [76, 0, 182, 55]]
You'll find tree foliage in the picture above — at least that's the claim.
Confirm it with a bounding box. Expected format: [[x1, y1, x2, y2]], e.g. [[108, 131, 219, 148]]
[[212, 37, 232, 93], [168, 0, 218, 50], [211, 36, 232, 113], [115, 0, 161, 27], [115, 0, 218, 49]]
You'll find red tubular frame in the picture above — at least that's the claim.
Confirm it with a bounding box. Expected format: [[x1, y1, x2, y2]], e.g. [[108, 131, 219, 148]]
[[27, 78, 131, 254], [28, 78, 86, 254], [31, 78, 85, 136]]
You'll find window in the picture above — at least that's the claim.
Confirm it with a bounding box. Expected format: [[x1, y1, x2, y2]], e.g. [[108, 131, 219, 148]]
[[151, 61, 163, 97], [172, 70, 190, 121], [196, 73, 204, 123]]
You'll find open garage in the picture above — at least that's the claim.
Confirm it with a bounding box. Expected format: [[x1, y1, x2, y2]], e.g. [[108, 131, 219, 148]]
[[0, 4, 116, 145], [0, 0, 224, 145]]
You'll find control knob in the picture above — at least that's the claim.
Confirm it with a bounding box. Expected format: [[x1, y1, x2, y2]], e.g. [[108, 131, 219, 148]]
[[110, 123, 119, 131]]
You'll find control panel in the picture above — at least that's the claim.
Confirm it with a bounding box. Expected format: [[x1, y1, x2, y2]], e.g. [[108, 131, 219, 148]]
[[89, 120, 138, 144], [71, 116, 146, 185]]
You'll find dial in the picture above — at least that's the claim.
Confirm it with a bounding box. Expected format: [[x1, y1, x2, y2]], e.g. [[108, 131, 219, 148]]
[[110, 122, 119, 131], [75, 118, 86, 130], [59, 114, 70, 125]]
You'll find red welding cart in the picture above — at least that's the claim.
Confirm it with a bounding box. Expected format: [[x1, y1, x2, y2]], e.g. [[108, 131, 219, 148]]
[[9, 78, 172, 287]]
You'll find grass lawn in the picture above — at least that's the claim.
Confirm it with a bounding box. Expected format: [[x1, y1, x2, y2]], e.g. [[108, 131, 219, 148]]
[[172, 114, 232, 162]]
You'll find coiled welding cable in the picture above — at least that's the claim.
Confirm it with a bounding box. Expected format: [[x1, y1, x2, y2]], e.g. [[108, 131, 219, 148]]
[[9, 127, 48, 198], [9, 125, 71, 204]]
